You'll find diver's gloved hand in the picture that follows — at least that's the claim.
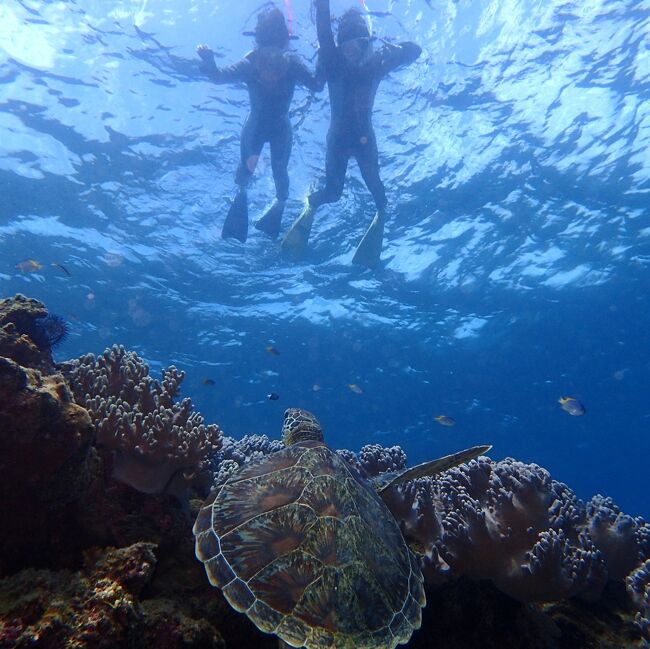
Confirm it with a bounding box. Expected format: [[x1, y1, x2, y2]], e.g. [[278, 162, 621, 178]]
[[196, 44, 215, 63]]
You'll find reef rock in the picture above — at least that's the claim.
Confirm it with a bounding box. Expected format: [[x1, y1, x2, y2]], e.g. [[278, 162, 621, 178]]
[[0, 542, 224, 649], [0, 295, 54, 372], [0, 355, 95, 573]]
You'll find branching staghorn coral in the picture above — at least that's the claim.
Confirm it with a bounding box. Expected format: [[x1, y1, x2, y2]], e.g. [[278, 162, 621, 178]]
[[61, 345, 222, 494]]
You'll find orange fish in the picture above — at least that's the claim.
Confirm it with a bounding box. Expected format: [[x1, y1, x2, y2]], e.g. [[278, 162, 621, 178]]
[[15, 259, 43, 272]]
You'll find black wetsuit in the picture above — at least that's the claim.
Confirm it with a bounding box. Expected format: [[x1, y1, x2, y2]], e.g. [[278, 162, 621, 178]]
[[201, 47, 322, 201], [310, 4, 421, 210]]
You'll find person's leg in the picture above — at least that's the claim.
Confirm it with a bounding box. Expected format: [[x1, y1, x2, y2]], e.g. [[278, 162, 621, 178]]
[[223, 115, 263, 242], [355, 133, 387, 212], [255, 120, 292, 238], [281, 133, 349, 258], [352, 133, 387, 267], [308, 132, 349, 208]]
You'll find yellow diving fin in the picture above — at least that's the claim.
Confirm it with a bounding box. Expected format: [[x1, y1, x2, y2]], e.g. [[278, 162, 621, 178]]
[[281, 204, 315, 259], [352, 210, 385, 268]]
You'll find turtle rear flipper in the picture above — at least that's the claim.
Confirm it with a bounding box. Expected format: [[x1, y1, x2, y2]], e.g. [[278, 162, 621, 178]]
[[372, 444, 492, 494]]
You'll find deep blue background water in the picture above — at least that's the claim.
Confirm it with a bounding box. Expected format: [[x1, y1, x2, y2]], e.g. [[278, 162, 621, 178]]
[[1, 0, 649, 517]]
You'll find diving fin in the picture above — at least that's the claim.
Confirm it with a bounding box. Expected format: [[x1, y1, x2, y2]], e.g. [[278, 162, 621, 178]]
[[281, 204, 315, 258], [373, 445, 493, 494], [352, 210, 385, 268], [254, 200, 285, 239], [221, 190, 248, 242]]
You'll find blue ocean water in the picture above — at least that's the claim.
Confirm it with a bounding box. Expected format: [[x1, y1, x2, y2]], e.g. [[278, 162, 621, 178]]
[[1, 0, 649, 518]]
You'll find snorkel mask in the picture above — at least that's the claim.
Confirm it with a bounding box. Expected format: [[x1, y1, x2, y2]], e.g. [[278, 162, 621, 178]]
[[254, 6, 290, 50], [337, 8, 373, 64]]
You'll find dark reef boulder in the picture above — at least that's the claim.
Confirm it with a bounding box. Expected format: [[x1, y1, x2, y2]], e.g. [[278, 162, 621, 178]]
[[0, 355, 96, 573]]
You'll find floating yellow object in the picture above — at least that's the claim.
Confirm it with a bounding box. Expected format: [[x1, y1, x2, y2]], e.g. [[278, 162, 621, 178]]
[[558, 396, 586, 416], [434, 415, 456, 427]]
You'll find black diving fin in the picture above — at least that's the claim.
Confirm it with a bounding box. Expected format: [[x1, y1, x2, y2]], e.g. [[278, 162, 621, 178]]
[[221, 190, 249, 242], [254, 200, 285, 239]]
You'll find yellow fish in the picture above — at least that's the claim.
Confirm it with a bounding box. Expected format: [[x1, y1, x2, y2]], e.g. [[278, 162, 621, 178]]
[[15, 259, 43, 272], [434, 415, 456, 427], [348, 383, 363, 395], [558, 396, 586, 416]]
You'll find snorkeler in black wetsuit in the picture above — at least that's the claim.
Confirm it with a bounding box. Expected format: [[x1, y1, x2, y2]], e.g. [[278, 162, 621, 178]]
[[197, 7, 323, 242], [282, 0, 421, 267]]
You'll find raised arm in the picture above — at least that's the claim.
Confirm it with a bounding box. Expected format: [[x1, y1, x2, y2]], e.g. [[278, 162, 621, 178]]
[[314, 0, 336, 64], [196, 45, 252, 84], [375, 41, 422, 78]]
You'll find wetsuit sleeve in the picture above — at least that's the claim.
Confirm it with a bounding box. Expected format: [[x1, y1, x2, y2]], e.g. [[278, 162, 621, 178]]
[[291, 55, 325, 92], [199, 56, 252, 84], [315, 0, 337, 67], [375, 41, 422, 77]]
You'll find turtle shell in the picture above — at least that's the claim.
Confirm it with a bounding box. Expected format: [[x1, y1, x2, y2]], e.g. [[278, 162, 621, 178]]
[[194, 440, 425, 649]]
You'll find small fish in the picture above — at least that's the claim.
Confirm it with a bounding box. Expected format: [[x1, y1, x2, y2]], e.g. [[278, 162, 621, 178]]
[[266, 346, 280, 356], [348, 383, 363, 395], [558, 396, 586, 416], [312, 384, 321, 392], [15, 259, 43, 272], [434, 415, 456, 427], [267, 392, 280, 401], [202, 378, 216, 386], [51, 262, 71, 277]]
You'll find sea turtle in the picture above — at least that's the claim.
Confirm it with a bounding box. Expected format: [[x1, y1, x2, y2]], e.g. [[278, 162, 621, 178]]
[[194, 408, 491, 649]]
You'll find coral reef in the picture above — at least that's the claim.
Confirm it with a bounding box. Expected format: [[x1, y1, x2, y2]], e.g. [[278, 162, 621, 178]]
[[61, 345, 223, 494], [381, 457, 618, 602], [335, 442, 408, 477], [0, 293, 647, 648], [587, 495, 650, 581], [627, 560, 650, 643], [0, 355, 95, 573], [0, 543, 225, 649], [0, 295, 55, 372]]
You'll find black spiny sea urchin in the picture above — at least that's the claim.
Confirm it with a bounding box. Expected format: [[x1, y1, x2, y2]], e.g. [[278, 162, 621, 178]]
[[25, 313, 69, 350]]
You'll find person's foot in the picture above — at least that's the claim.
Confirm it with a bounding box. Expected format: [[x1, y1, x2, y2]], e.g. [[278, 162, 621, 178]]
[[254, 200, 286, 239], [352, 210, 385, 268], [221, 189, 249, 242], [281, 204, 315, 259]]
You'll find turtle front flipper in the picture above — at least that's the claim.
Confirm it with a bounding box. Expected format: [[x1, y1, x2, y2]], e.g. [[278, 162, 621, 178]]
[[372, 444, 492, 494]]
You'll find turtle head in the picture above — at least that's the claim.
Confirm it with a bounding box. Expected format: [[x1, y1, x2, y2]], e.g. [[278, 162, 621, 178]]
[[282, 408, 324, 446]]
